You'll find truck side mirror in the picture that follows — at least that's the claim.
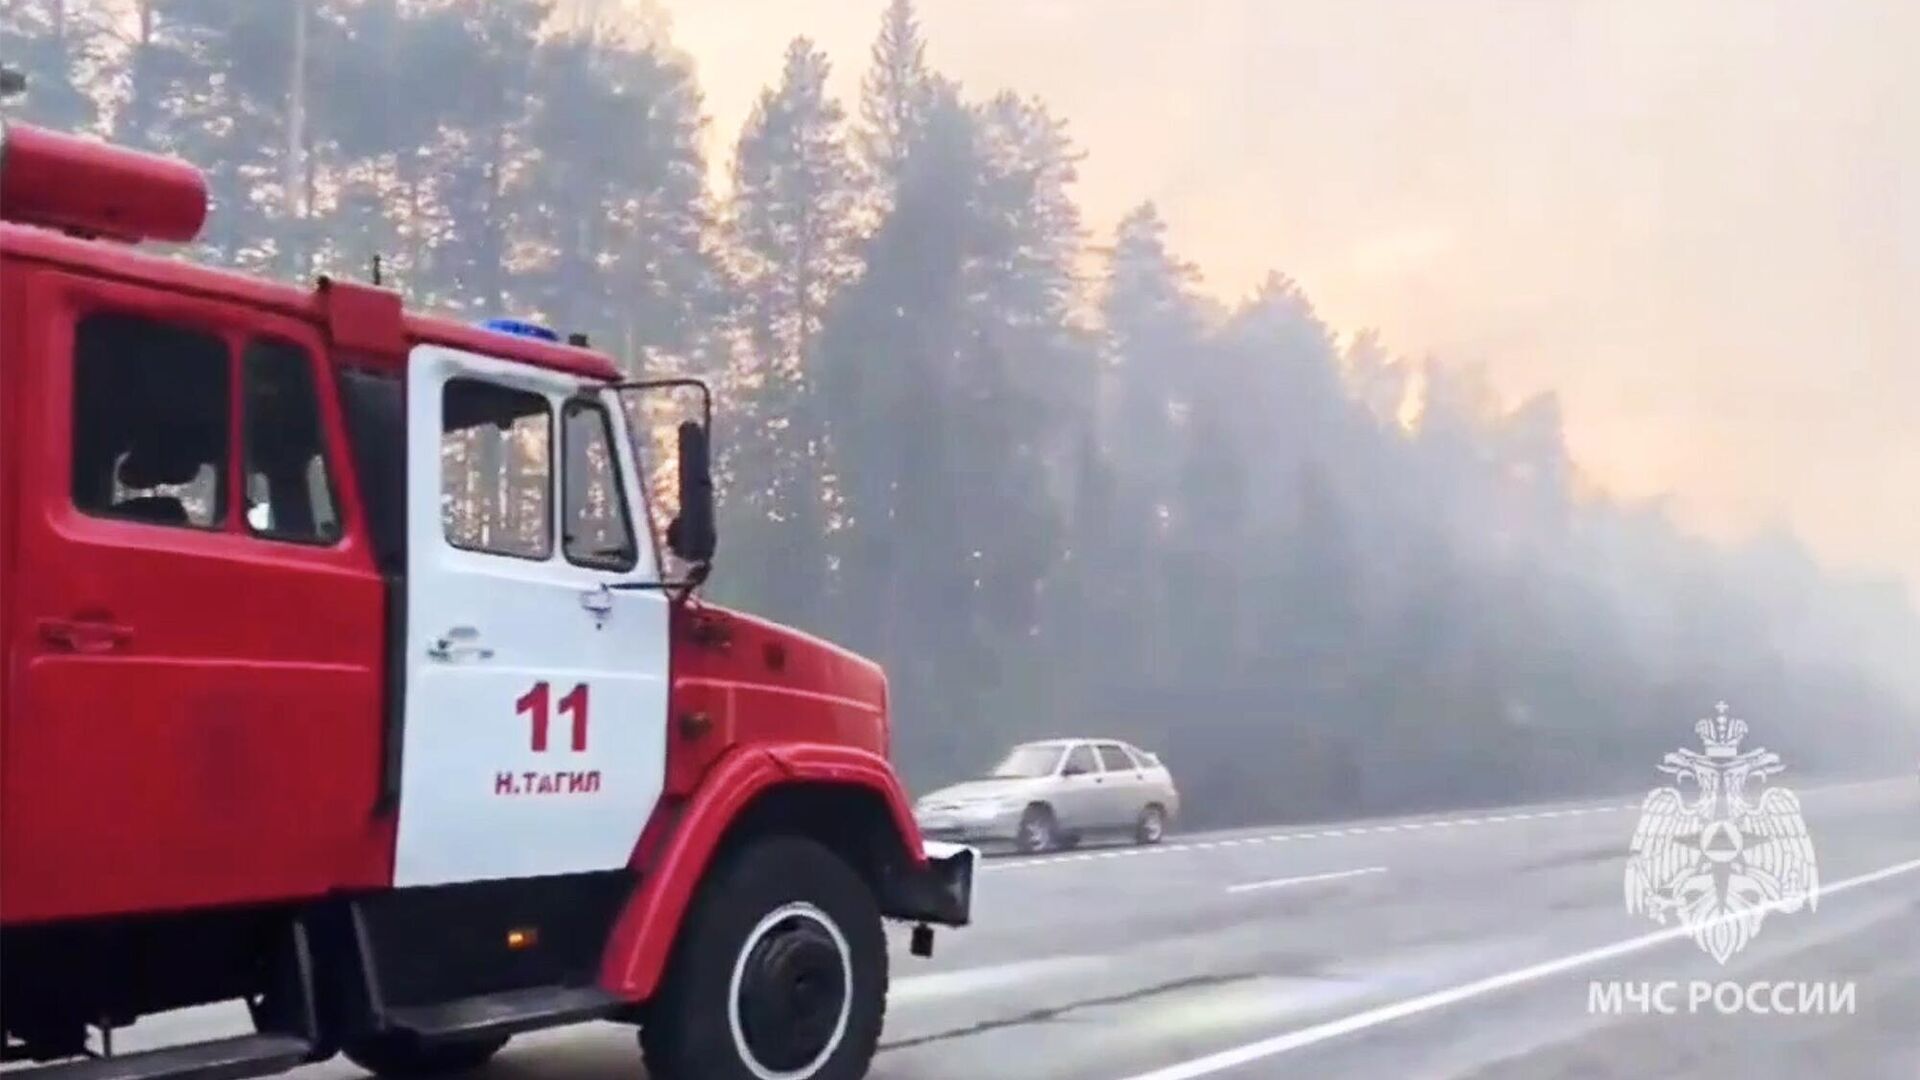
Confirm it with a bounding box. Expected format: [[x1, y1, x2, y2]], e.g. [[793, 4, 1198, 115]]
[[611, 376, 716, 590], [666, 419, 715, 563]]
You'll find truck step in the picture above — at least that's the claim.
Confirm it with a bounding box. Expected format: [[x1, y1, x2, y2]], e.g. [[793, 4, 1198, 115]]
[[14, 1035, 313, 1080], [382, 985, 621, 1041]]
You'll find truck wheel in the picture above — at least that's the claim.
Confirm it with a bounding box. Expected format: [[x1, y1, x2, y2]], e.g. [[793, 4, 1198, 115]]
[[345, 1034, 507, 1077], [640, 835, 886, 1080], [1135, 804, 1167, 845], [1015, 805, 1057, 854]]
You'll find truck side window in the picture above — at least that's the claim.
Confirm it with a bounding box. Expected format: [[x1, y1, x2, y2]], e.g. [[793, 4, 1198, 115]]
[[71, 312, 229, 529], [441, 378, 552, 560], [243, 338, 340, 543], [562, 399, 638, 572]]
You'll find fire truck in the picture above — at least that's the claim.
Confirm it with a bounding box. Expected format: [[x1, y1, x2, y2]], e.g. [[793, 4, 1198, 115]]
[[0, 121, 973, 1080]]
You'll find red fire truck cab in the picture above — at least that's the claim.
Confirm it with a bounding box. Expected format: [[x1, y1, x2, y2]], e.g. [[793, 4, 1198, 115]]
[[0, 123, 972, 1080]]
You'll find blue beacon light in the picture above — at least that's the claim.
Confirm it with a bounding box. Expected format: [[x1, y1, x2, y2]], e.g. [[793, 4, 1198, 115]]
[[479, 317, 561, 343]]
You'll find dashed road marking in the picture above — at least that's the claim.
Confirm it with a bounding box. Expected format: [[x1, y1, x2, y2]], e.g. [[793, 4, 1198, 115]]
[[1115, 853, 1920, 1080], [977, 801, 1639, 872]]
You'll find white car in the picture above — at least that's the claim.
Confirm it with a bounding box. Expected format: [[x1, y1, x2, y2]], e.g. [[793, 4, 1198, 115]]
[[914, 738, 1181, 853]]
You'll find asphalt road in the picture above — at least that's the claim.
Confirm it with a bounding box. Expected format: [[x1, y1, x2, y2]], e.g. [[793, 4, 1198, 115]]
[[112, 775, 1920, 1079], [863, 775, 1920, 1079]]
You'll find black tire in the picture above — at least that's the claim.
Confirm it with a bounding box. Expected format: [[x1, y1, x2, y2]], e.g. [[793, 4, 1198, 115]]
[[1015, 804, 1058, 854], [1135, 804, 1167, 845], [345, 1034, 507, 1077], [639, 835, 887, 1080]]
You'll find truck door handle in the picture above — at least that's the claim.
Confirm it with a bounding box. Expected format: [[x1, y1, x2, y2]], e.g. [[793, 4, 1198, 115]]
[[580, 584, 613, 626], [428, 626, 494, 662], [39, 616, 134, 654], [580, 585, 613, 616]]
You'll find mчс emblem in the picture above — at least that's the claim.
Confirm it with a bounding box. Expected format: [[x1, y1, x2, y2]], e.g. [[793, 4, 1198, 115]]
[[1624, 702, 1819, 964]]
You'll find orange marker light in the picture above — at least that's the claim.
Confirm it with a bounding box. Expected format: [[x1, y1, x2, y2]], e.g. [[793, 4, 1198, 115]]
[[506, 928, 538, 950]]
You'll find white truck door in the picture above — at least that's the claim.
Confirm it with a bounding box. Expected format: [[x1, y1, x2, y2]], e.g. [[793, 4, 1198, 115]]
[[392, 344, 670, 887]]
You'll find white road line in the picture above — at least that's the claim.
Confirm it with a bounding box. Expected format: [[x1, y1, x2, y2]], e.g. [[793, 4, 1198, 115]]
[[1117, 854, 1920, 1080], [1224, 866, 1388, 894], [977, 798, 1648, 873]]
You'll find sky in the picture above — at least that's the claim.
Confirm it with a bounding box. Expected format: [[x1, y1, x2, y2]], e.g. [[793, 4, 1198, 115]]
[[631, 0, 1919, 592]]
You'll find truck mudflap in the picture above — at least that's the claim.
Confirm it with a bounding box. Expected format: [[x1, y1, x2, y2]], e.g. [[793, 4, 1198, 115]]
[[882, 839, 976, 927]]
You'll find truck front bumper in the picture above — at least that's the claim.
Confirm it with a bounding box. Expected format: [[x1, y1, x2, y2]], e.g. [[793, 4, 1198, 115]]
[[880, 839, 976, 927]]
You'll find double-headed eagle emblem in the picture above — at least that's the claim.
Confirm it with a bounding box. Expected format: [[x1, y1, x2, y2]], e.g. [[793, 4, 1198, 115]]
[[1623, 702, 1819, 964]]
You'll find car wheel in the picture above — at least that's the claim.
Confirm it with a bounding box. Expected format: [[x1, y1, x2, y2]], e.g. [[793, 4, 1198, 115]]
[[1135, 804, 1167, 845], [345, 1034, 508, 1077], [639, 835, 887, 1080], [1015, 804, 1058, 854]]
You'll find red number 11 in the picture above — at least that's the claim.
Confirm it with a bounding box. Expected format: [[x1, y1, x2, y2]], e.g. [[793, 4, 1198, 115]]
[[518, 681, 589, 751]]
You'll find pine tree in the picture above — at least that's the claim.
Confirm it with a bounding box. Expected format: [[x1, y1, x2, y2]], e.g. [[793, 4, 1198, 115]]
[[1100, 203, 1210, 488], [854, 0, 929, 210], [718, 36, 858, 624], [220, 0, 354, 279], [420, 0, 551, 316], [811, 82, 978, 780], [954, 93, 1088, 646], [0, 0, 100, 131], [1344, 329, 1413, 428], [1092, 204, 1212, 681], [520, 23, 717, 364], [732, 37, 859, 379], [969, 92, 1088, 398], [314, 0, 469, 295], [114, 0, 242, 259]]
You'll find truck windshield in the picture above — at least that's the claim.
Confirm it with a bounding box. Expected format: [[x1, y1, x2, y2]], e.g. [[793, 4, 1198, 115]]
[[990, 746, 1063, 779]]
